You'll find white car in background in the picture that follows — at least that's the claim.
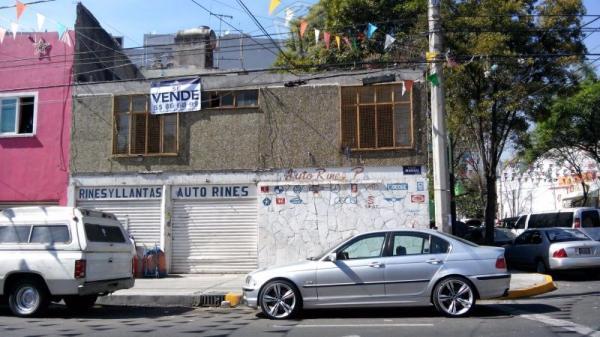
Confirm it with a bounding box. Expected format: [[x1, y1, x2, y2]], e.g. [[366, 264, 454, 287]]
[[0, 207, 135, 317]]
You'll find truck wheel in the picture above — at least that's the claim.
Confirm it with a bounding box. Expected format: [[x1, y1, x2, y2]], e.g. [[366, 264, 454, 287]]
[[64, 295, 98, 311], [8, 280, 49, 317]]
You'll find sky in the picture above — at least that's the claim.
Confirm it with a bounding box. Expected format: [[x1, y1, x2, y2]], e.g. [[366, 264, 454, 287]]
[[1, 0, 599, 58]]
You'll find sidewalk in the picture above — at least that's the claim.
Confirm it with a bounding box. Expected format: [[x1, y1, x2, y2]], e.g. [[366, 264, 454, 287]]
[[96, 271, 556, 308]]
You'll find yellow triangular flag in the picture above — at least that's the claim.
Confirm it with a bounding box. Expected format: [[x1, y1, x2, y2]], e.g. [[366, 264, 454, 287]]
[[269, 0, 281, 15]]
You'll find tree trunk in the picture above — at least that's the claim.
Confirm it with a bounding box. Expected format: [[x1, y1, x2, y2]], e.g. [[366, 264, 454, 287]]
[[484, 174, 497, 245]]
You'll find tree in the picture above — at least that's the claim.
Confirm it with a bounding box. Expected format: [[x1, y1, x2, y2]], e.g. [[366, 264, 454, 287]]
[[443, 0, 585, 243], [529, 79, 600, 163], [274, 0, 587, 244], [527, 79, 600, 205]]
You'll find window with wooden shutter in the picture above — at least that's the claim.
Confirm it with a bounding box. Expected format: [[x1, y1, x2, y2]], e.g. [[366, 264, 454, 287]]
[[112, 95, 179, 156], [341, 83, 413, 150]]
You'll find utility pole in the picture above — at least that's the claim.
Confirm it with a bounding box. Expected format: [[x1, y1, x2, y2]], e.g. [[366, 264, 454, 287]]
[[428, 0, 451, 234]]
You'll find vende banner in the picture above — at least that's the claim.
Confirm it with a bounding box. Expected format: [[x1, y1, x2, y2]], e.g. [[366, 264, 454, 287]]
[[150, 77, 201, 114]]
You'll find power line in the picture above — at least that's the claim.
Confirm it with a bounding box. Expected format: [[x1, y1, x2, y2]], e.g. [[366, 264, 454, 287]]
[[0, 0, 55, 10]]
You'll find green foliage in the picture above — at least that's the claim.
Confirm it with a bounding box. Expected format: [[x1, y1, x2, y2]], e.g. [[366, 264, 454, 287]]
[[274, 0, 427, 70], [528, 79, 600, 164]]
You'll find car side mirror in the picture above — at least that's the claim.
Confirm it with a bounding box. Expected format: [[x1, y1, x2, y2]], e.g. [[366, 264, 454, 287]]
[[327, 252, 337, 262]]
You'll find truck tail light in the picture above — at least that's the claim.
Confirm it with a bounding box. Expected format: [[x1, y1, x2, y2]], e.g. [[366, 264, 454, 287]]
[[574, 218, 581, 228], [75, 259, 86, 279], [495, 255, 507, 269], [552, 248, 568, 258]]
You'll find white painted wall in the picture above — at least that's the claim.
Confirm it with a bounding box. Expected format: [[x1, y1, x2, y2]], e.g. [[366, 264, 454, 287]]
[[257, 166, 429, 267]]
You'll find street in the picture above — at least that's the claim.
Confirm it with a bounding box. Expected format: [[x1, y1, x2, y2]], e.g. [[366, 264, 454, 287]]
[[0, 271, 598, 337]]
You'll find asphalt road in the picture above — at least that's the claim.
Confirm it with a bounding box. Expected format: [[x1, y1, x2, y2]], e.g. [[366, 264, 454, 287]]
[[0, 271, 598, 337]]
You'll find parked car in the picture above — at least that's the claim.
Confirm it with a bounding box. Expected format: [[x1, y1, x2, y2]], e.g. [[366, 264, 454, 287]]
[[512, 208, 600, 241], [464, 227, 516, 247], [242, 229, 510, 319], [505, 227, 600, 273], [0, 207, 135, 317]]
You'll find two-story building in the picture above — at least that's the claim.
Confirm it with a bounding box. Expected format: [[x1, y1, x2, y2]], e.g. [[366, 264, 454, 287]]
[[68, 4, 430, 273], [0, 31, 75, 210]]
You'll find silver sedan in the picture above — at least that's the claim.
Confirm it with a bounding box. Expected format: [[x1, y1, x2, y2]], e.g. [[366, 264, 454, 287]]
[[505, 227, 600, 273], [243, 229, 510, 319]]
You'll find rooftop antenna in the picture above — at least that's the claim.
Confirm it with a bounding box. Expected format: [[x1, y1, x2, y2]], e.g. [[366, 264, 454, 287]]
[[210, 13, 233, 69]]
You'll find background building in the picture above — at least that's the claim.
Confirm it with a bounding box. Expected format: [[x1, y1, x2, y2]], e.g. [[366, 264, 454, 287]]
[[0, 31, 75, 210]]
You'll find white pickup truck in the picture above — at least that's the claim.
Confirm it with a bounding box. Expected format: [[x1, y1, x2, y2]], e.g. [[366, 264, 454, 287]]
[[0, 206, 135, 317]]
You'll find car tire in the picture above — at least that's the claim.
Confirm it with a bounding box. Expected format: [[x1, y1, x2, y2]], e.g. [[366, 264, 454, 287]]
[[535, 260, 548, 274], [8, 279, 49, 317], [259, 280, 302, 320], [64, 295, 98, 311], [432, 276, 476, 317]]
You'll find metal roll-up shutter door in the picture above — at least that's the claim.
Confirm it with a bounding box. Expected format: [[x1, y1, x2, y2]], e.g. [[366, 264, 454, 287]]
[[172, 199, 257, 273], [76, 200, 162, 248]]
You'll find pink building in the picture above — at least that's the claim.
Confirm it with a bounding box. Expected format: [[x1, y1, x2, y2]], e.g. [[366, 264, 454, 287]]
[[0, 31, 74, 209]]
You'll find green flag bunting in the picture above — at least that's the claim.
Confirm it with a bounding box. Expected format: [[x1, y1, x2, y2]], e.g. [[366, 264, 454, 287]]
[[427, 73, 440, 86]]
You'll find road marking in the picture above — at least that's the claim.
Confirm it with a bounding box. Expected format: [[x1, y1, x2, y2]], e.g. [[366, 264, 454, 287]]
[[494, 304, 600, 337], [520, 314, 600, 337], [273, 323, 434, 328]]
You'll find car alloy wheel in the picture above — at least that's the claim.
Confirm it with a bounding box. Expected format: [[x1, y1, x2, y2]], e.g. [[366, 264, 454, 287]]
[[433, 277, 475, 317], [259, 280, 300, 319]]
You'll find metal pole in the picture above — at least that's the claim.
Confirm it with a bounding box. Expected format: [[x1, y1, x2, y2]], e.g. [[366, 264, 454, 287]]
[[428, 0, 451, 233]]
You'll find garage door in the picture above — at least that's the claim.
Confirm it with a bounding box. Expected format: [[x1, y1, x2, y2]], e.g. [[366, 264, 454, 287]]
[[172, 199, 257, 273], [77, 200, 162, 248]]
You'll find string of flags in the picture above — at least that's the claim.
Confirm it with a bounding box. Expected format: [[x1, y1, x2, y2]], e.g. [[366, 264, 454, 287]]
[[0, 0, 72, 47]]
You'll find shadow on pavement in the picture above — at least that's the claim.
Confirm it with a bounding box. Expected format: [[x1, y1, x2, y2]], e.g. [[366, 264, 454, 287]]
[[551, 269, 600, 281], [256, 303, 561, 320], [0, 304, 195, 319]]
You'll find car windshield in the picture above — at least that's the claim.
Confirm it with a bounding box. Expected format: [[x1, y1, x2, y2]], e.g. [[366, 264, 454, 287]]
[[545, 229, 590, 243]]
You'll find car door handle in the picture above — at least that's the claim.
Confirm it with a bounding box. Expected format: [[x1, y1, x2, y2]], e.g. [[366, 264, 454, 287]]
[[426, 258, 442, 265], [368, 262, 384, 268]]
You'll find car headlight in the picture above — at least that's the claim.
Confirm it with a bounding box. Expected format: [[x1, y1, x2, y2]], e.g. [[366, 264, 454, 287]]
[[245, 275, 257, 289]]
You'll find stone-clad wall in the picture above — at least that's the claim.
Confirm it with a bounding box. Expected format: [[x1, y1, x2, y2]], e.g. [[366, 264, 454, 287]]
[[257, 166, 428, 267]]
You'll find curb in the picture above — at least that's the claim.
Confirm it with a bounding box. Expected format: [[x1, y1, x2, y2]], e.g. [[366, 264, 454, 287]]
[[96, 293, 230, 307], [502, 274, 557, 299]]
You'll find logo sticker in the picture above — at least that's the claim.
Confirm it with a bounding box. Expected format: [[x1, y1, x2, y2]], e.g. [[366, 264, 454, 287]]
[[274, 186, 285, 194], [262, 197, 272, 206], [417, 182, 425, 191], [386, 183, 408, 191], [276, 197, 286, 205], [411, 194, 425, 203]]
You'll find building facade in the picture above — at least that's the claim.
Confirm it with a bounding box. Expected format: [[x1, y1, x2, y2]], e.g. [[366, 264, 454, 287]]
[[69, 70, 430, 273], [0, 31, 75, 209], [497, 153, 600, 218]]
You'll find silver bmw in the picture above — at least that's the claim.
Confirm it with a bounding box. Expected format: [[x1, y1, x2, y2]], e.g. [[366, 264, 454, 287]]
[[242, 229, 510, 319]]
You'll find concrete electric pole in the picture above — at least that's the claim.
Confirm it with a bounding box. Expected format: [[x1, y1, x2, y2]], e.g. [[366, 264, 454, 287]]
[[428, 0, 452, 233]]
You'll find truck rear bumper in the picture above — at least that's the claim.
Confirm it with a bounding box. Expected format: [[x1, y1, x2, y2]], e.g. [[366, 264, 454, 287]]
[[78, 277, 135, 296]]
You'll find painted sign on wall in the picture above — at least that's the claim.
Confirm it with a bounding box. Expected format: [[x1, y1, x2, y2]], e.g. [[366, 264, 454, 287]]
[[172, 185, 256, 199], [77, 186, 163, 200], [150, 77, 201, 114]]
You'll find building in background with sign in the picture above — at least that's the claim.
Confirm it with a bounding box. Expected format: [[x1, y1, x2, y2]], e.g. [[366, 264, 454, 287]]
[[68, 9, 430, 273]]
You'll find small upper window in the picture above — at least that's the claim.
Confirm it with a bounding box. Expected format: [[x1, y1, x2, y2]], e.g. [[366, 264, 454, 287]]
[[203, 90, 258, 109], [85, 223, 126, 243], [0, 225, 31, 243], [0, 94, 36, 136], [30, 225, 70, 244]]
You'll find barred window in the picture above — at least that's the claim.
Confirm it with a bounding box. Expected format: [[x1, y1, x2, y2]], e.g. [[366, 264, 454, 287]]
[[113, 95, 178, 156], [341, 84, 413, 150]]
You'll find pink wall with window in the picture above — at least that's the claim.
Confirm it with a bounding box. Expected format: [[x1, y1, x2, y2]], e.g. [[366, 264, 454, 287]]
[[0, 32, 74, 206]]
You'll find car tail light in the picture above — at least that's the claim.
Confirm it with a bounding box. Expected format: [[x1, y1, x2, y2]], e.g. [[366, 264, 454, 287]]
[[574, 218, 581, 228], [495, 255, 507, 269], [75, 259, 86, 279], [552, 248, 568, 258]]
